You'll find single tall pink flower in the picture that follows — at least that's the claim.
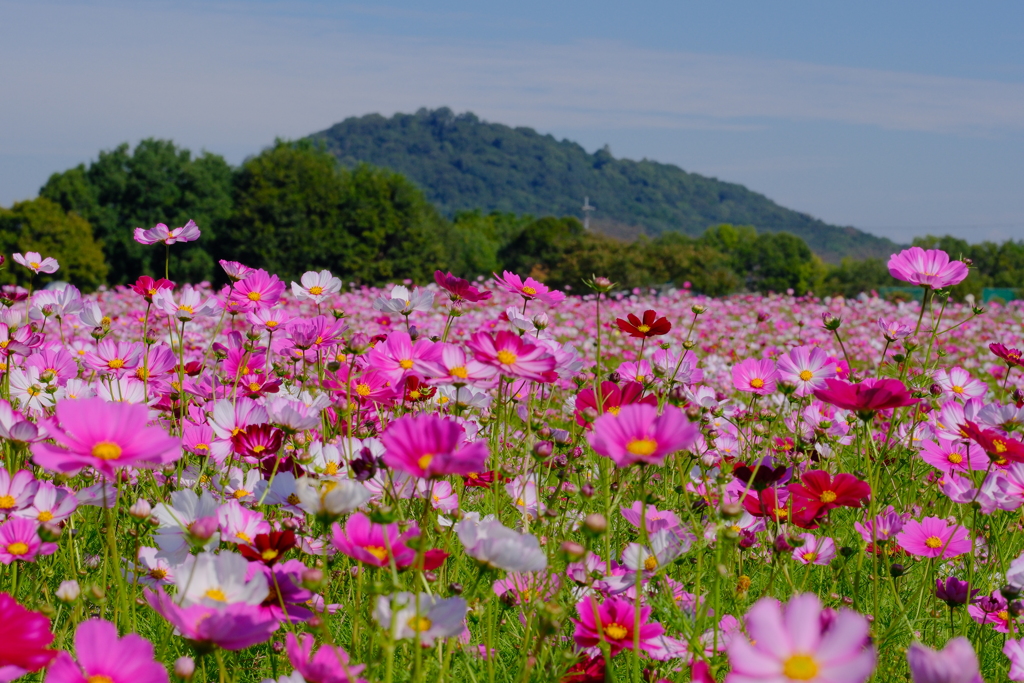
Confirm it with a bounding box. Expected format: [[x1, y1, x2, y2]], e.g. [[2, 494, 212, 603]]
[[896, 517, 972, 559], [732, 358, 779, 396], [466, 331, 557, 383], [381, 414, 488, 478], [572, 596, 664, 657], [133, 220, 201, 245], [32, 398, 181, 478], [587, 404, 698, 467], [492, 271, 565, 306], [0, 592, 56, 674], [330, 512, 446, 570], [12, 252, 59, 275], [776, 346, 836, 397], [229, 269, 285, 312], [726, 593, 875, 683], [888, 247, 968, 289], [45, 619, 168, 683]]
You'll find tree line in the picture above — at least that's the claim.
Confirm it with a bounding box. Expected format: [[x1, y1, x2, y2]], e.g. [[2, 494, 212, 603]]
[[0, 138, 1014, 299]]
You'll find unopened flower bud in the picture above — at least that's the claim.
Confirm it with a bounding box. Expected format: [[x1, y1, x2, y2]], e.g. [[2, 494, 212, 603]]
[[607, 371, 621, 384], [301, 568, 324, 590], [1002, 584, 1023, 601], [55, 580, 80, 602], [691, 304, 707, 315], [580, 483, 595, 499], [448, 582, 463, 595], [560, 541, 585, 562], [890, 563, 906, 578], [581, 407, 599, 423], [174, 656, 195, 680], [128, 498, 152, 520], [532, 313, 549, 330], [533, 441, 553, 459], [189, 516, 218, 542], [583, 513, 607, 536], [39, 522, 61, 542]]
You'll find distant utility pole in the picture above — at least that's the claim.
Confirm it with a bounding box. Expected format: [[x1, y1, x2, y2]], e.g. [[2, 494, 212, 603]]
[[582, 196, 595, 231]]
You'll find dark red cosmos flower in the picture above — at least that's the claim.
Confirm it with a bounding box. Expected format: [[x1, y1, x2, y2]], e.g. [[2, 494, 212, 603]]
[[232, 423, 284, 461], [812, 378, 919, 416], [0, 285, 29, 305], [960, 420, 1024, 464], [239, 530, 296, 566], [733, 461, 790, 491], [574, 381, 657, 427], [434, 270, 493, 303], [615, 310, 672, 339], [462, 471, 500, 489], [561, 655, 606, 683], [741, 488, 790, 523], [990, 343, 1024, 368], [131, 275, 175, 303], [788, 471, 870, 515], [404, 376, 437, 403]]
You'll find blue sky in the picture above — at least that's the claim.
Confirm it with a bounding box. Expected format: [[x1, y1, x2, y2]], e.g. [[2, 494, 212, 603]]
[[3, 0, 1024, 243]]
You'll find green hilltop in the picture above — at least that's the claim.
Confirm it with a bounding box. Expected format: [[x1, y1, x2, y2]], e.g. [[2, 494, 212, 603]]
[[311, 107, 899, 263]]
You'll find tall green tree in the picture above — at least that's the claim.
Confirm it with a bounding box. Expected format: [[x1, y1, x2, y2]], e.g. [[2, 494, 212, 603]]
[[39, 139, 233, 284]]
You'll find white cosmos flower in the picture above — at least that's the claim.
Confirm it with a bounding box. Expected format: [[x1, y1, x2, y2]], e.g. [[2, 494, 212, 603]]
[[373, 285, 435, 314], [174, 551, 268, 607], [291, 270, 342, 304], [152, 489, 221, 562], [621, 528, 692, 572], [295, 476, 371, 517], [373, 592, 467, 645], [455, 512, 547, 572]]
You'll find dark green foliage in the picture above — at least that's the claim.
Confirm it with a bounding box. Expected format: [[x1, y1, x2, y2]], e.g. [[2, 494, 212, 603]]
[[311, 107, 900, 262], [40, 139, 234, 284], [0, 198, 108, 290]]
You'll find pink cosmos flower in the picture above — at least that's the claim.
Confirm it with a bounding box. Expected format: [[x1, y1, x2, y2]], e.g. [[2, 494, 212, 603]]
[[466, 331, 557, 383], [152, 285, 219, 322], [0, 517, 56, 564], [219, 259, 252, 281], [492, 271, 565, 306], [791, 534, 836, 566], [776, 346, 836, 397], [45, 619, 168, 683], [365, 332, 442, 382], [330, 513, 446, 570], [12, 252, 59, 275], [896, 517, 971, 559], [435, 271, 492, 303], [732, 358, 779, 396], [230, 269, 286, 312], [145, 590, 278, 651], [83, 339, 143, 376], [133, 220, 201, 245], [32, 398, 181, 478], [14, 481, 77, 524], [587, 404, 698, 467], [1004, 639, 1024, 681], [888, 247, 969, 289], [620, 501, 680, 533], [878, 317, 913, 341], [906, 637, 981, 683], [0, 468, 38, 516], [0, 592, 56, 675], [285, 632, 366, 683], [932, 367, 987, 401], [423, 343, 497, 386], [726, 593, 875, 683], [919, 439, 985, 474], [572, 596, 664, 657], [381, 414, 489, 478]]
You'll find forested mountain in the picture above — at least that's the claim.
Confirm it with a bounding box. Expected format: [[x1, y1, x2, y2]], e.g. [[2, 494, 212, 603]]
[[311, 108, 899, 262]]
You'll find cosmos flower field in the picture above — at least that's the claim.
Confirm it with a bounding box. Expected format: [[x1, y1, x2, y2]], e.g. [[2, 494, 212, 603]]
[[2, 233, 1024, 682]]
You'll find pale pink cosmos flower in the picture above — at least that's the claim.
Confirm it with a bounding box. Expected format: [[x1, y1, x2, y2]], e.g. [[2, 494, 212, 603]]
[[291, 270, 342, 305], [152, 285, 219, 322], [31, 398, 181, 478], [0, 517, 56, 564], [918, 439, 985, 474], [423, 343, 497, 386], [366, 332, 443, 383], [145, 590, 277, 651], [372, 592, 467, 646], [133, 220, 200, 245], [381, 414, 488, 478], [906, 637, 981, 683], [897, 517, 972, 559], [620, 501, 680, 533], [0, 468, 38, 517], [726, 593, 875, 683], [373, 284, 435, 314], [791, 534, 837, 566], [888, 247, 969, 289], [44, 618, 168, 683], [878, 317, 913, 342], [933, 367, 987, 401], [285, 632, 366, 683], [587, 404, 698, 467], [732, 357, 780, 396], [13, 481, 77, 524], [1004, 639, 1024, 681], [776, 346, 836, 397], [12, 252, 58, 274]]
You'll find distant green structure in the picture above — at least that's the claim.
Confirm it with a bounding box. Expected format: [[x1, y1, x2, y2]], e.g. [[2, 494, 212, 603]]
[[983, 288, 1019, 304]]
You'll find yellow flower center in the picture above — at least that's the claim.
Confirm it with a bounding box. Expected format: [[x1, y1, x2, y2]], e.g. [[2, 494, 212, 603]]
[[261, 549, 279, 561], [37, 511, 53, 522], [637, 324, 651, 333], [247, 291, 262, 301], [29, 262, 40, 269], [783, 654, 819, 680], [925, 536, 943, 549], [88, 676, 114, 683], [232, 490, 249, 499], [325, 462, 340, 476], [418, 453, 434, 470], [136, 368, 149, 380], [607, 405, 621, 416], [0, 495, 15, 509], [799, 370, 813, 381], [643, 555, 658, 571], [266, 320, 279, 328], [496, 350, 518, 365], [7, 542, 29, 556], [308, 286, 324, 295], [948, 452, 964, 464], [999, 610, 1011, 621], [521, 286, 537, 296], [149, 568, 167, 580], [365, 546, 389, 562], [994, 440, 1008, 454], [235, 532, 252, 543], [407, 616, 432, 632], [398, 359, 414, 370], [450, 366, 469, 379], [819, 490, 837, 503], [248, 382, 261, 392], [603, 622, 628, 640], [625, 438, 658, 457], [195, 443, 209, 452], [356, 383, 371, 396], [750, 378, 765, 389], [252, 445, 266, 454], [204, 588, 227, 601], [92, 442, 122, 460], [802, 552, 818, 562], [178, 305, 194, 314], [952, 385, 964, 394], [774, 508, 789, 519]]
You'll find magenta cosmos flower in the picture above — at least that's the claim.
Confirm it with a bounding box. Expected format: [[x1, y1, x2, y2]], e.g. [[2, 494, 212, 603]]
[[572, 596, 664, 657], [466, 331, 557, 383], [587, 404, 698, 467], [45, 619, 168, 683], [492, 271, 565, 306], [888, 247, 968, 289], [726, 593, 875, 683], [32, 398, 181, 478], [381, 414, 489, 478], [906, 638, 981, 683], [0, 592, 56, 674], [133, 220, 200, 245], [435, 270, 492, 303], [145, 590, 277, 652], [813, 378, 919, 415], [732, 358, 779, 396], [896, 517, 971, 559], [331, 512, 446, 570], [285, 632, 366, 683]]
